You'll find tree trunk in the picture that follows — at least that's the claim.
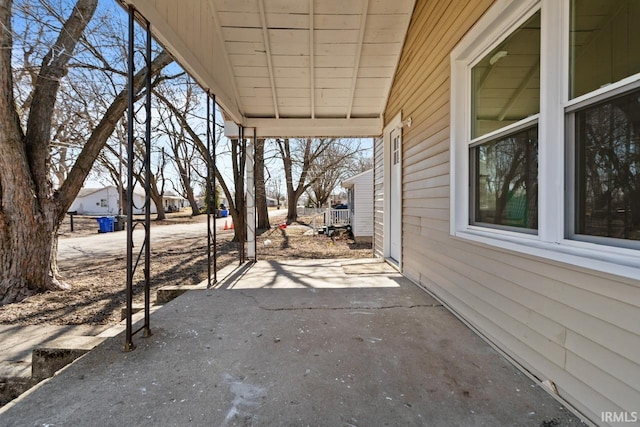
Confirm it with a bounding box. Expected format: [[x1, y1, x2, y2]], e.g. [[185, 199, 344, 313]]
[[149, 190, 166, 221], [0, 0, 97, 303], [185, 186, 200, 216], [255, 138, 270, 230], [233, 149, 246, 245], [287, 196, 299, 225], [0, 1, 173, 304]]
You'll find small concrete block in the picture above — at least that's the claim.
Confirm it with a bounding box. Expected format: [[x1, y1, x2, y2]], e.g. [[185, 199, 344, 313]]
[[156, 284, 205, 304], [156, 288, 188, 304], [31, 336, 105, 380]]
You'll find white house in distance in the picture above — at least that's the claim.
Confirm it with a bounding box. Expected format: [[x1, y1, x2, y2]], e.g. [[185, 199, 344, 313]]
[[69, 185, 183, 215], [162, 190, 188, 212], [69, 186, 120, 215], [342, 169, 373, 243]]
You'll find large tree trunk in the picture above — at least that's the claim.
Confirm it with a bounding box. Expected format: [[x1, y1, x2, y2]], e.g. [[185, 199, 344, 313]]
[[232, 138, 246, 245], [286, 196, 299, 225], [0, 0, 97, 303], [0, 1, 173, 304], [255, 138, 270, 230]]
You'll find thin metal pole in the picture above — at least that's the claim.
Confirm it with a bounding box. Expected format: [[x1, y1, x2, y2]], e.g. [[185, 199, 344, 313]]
[[254, 131, 257, 262], [143, 19, 152, 338], [236, 126, 242, 265], [206, 92, 212, 287], [124, 5, 135, 352], [212, 95, 217, 283]]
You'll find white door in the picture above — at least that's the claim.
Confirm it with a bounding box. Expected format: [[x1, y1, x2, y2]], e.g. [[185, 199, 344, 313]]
[[389, 128, 402, 263]]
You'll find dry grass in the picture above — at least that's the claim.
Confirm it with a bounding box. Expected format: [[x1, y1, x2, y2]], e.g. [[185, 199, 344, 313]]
[[0, 212, 372, 326]]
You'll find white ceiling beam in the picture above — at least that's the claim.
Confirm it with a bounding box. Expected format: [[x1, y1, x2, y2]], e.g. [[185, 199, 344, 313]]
[[225, 117, 382, 138], [205, 0, 243, 121], [347, 0, 369, 119], [257, 0, 280, 119], [309, 0, 315, 119]]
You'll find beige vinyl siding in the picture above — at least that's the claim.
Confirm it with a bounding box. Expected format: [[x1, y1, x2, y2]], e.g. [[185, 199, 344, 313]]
[[382, 0, 640, 424], [373, 136, 384, 258]]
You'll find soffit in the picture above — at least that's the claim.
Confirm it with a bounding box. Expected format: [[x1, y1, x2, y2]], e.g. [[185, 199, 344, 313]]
[[119, 0, 415, 137]]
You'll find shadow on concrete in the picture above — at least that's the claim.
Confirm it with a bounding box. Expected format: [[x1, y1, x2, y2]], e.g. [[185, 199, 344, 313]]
[[0, 260, 586, 427]]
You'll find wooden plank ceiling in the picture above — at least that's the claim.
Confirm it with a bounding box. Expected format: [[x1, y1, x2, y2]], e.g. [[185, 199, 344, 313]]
[[119, 0, 416, 137]]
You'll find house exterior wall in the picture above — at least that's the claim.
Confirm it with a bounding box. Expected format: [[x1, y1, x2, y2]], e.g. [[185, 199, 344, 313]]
[[131, 193, 158, 215], [381, 0, 640, 425], [69, 188, 119, 215]]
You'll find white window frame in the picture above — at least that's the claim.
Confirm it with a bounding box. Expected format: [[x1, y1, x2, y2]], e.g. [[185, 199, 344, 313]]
[[450, 0, 640, 279]]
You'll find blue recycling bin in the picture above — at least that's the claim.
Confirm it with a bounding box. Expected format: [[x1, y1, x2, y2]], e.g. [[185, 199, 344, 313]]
[[96, 216, 115, 233], [221, 209, 228, 218]]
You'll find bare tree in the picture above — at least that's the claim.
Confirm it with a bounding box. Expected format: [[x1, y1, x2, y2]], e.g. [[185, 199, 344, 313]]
[[276, 138, 363, 223], [0, 0, 173, 304], [154, 89, 248, 243], [306, 143, 366, 208], [155, 78, 203, 216]]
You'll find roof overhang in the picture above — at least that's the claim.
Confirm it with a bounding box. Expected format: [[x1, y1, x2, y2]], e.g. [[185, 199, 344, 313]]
[[117, 0, 415, 138]]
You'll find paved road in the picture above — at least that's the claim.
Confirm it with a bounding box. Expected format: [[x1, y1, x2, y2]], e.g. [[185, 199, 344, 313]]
[[58, 209, 288, 262]]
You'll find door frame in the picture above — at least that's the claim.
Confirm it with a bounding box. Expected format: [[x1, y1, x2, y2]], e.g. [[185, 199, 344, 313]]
[[383, 112, 402, 268]]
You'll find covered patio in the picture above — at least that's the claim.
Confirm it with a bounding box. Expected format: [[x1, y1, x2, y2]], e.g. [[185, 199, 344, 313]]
[[0, 259, 582, 426]]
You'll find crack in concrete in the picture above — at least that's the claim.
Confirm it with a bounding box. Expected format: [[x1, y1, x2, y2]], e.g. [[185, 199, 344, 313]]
[[256, 303, 442, 312], [234, 290, 441, 311]]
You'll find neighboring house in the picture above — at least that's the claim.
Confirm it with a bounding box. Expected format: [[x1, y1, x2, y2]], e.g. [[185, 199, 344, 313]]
[[342, 170, 373, 243], [70, 186, 159, 215], [115, 1, 640, 424], [163, 190, 187, 212], [69, 186, 119, 215], [130, 188, 158, 215]]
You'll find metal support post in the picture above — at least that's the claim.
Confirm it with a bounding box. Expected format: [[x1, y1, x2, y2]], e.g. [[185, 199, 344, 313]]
[[142, 19, 152, 338], [206, 93, 217, 287], [124, 6, 135, 351], [124, 8, 153, 351], [239, 126, 246, 265], [212, 95, 217, 283]]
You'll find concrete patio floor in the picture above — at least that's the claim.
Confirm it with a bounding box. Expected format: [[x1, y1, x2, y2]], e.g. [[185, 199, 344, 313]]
[[0, 259, 585, 426]]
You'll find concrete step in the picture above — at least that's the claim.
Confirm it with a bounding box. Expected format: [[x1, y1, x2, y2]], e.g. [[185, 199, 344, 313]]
[[156, 284, 207, 304], [32, 336, 106, 381]]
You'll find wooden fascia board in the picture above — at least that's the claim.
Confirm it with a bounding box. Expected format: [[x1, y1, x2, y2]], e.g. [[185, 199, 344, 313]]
[[225, 118, 383, 138]]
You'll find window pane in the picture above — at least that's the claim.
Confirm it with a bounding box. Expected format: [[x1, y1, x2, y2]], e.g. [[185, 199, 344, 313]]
[[575, 88, 640, 240], [570, 0, 640, 99], [474, 126, 538, 229], [472, 11, 540, 139]]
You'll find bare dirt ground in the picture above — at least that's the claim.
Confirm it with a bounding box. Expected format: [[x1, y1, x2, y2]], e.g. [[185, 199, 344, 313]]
[[0, 212, 372, 326]]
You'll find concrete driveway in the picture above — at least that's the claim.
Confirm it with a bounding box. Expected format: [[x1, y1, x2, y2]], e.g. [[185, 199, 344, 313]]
[[0, 259, 585, 426]]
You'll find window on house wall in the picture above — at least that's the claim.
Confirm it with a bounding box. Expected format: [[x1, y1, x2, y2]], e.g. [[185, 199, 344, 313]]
[[568, 0, 640, 248], [451, 0, 640, 274], [470, 11, 540, 231]]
